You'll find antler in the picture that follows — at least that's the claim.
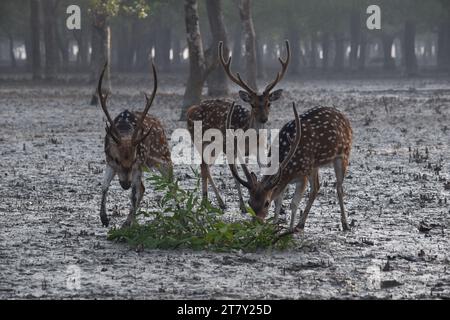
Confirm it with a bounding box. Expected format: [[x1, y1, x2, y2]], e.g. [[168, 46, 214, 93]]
[[132, 62, 157, 145], [263, 40, 290, 94], [264, 102, 301, 190], [227, 102, 301, 191], [97, 61, 120, 143], [219, 41, 257, 94], [226, 102, 256, 189]]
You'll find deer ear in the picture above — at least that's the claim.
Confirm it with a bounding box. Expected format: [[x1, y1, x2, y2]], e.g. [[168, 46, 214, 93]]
[[250, 172, 258, 184], [268, 89, 283, 101], [239, 90, 252, 103]]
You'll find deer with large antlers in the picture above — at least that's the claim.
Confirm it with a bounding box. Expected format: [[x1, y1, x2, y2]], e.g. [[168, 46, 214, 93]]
[[97, 62, 172, 227], [187, 41, 290, 212], [227, 103, 353, 232]]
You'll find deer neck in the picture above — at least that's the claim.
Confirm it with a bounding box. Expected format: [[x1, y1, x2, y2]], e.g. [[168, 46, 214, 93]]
[[248, 112, 265, 132], [260, 175, 289, 203]]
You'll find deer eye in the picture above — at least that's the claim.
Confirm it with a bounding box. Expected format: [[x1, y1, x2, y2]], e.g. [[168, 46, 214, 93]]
[[264, 201, 270, 208]]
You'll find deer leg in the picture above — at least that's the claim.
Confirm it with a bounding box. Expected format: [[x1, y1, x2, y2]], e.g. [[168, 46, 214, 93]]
[[289, 178, 308, 230], [200, 162, 209, 203], [100, 165, 116, 227], [123, 172, 144, 228], [296, 169, 320, 231], [205, 165, 226, 209], [158, 162, 173, 181], [334, 157, 350, 231], [234, 178, 247, 214], [273, 187, 287, 223]]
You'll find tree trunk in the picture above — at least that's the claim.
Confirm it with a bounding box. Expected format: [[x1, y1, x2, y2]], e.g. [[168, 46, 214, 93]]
[[30, 0, 42, 79], [423, 38, 432, 63], [181, 0, 208, 120], [129, 19, 139, 70], [135, 22, 152, 72], [321, 32, 330, 70], [74, 30, 88, 69], [25, 37, 32, 71], [309, 33, 317, 69], [403, 20, 418, 75], [231, 25, 242, 71], [333, 33, 345, 71], [134, 42, 148, 72], [287, 28, 300, 75], [117, 22, 131, 72], [349, 8, 361, 71], [239, 0, 257, 91], [90, 7, 111, 105], [55, 22, 69, 72], [437, 21, 450, 70], [7, 33, 16, 68], [205, 0, 229, 96], [299, 39, 307, 67], [154, 13, 171, 72], [255, 35, 266, 79], [382, 33, 395, 70], [43, 0, 58, 80], [172, 36, 182, 69], [358, 31, 367, 71], [158, 27, 172, 72], [120, 19, 137, 72]]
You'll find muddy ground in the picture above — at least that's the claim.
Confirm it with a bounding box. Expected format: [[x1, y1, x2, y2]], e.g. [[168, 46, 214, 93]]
[[0, 75, 449, 299]]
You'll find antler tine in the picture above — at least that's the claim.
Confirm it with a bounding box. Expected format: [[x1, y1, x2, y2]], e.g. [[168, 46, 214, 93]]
[[105, 125, 120, 144], [143, 62, 158, 118], [264, 40, 291, 94], [265, 102, 301, 190], [226, 102, 253, 189], [280, 102, 301, 171], [219, 41, 257, 94], [133, 62, 157, 143], [97, 61, 120, 141]]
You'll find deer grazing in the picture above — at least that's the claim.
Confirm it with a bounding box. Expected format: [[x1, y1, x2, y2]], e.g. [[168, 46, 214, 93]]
[[97, 62, 172, 227], [187, 40, 290, 212], [227, 103, 353, 232]]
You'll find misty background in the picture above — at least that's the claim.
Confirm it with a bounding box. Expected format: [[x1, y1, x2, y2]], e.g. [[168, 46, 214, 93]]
[[1, 1, 450, 74], [0, 0, 450, 115]]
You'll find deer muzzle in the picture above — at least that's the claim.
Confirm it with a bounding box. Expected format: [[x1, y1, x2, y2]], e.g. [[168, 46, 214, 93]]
[[119, 180, 131, 190]]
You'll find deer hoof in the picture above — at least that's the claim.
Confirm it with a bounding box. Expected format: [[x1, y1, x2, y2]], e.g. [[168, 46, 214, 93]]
[[218, 202, 226, 210], [100, 215, 109, 227], [342, 224, 351, 232]]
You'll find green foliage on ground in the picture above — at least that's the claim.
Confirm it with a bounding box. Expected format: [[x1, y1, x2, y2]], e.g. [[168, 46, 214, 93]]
[[108, 170, 294, 252]]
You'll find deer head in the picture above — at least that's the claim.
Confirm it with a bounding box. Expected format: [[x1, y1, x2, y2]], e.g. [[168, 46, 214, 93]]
[[219, 40, 290, 124], [98, 61, 157, 189], [227, 101, 301, 219]]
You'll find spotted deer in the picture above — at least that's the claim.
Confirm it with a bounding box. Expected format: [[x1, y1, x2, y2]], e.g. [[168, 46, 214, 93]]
[[187, 41, 290, 212], [97, 62, 172, 227], [227, 104, 353, 232]]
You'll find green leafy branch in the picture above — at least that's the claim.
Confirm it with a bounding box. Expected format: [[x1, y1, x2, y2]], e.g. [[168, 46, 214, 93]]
[[108, 169, 295, 252]]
